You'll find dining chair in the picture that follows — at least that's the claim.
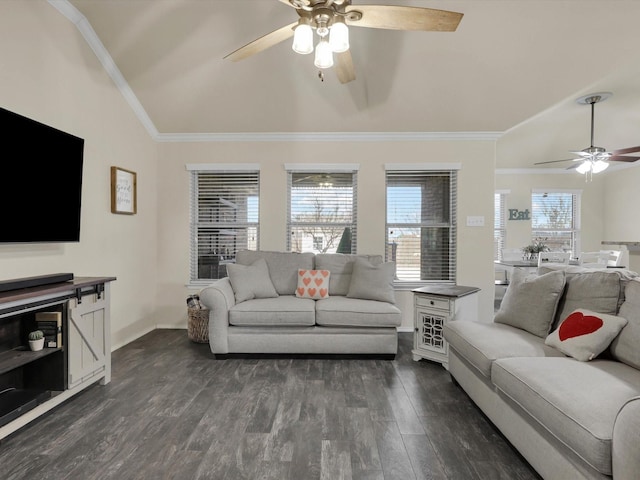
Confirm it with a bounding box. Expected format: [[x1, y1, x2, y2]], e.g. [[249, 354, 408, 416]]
[[579, 251, 605, 267], [600, 250, 623, 266], [537, 251, 572, 267]]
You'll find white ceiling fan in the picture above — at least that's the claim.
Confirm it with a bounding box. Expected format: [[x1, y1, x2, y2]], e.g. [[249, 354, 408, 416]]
[[534, 92, 640, 179], [223, 0, 464, 84]]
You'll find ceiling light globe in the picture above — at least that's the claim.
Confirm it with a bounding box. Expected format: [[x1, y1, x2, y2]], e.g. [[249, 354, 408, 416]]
[[329, 21, 349, 53], [314, 39, 334, 69], [592, 160, 610, 173], [292, 24, 313, 55], [576, 161, 591, 175]]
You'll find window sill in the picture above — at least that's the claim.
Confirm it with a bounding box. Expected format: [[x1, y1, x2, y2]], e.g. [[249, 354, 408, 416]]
[[392, 280, 456, 291]]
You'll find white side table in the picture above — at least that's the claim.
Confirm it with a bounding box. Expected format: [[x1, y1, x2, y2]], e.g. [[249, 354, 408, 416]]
[[412, 285, 480, 369]]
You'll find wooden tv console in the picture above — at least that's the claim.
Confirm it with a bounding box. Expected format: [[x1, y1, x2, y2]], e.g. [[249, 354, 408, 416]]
[[0, 276, 115, 440]]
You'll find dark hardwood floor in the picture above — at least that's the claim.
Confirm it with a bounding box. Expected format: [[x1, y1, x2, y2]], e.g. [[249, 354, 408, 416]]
[[0, 330, 541, 480]]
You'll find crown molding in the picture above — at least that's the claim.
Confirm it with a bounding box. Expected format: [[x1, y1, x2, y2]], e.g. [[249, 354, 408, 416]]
[[155, 131, 502, 143], [48, 0, 159, 138], [497, 161, 637, 175]]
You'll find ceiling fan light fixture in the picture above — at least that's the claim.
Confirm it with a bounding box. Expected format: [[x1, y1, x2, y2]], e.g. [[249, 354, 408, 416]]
[[329, 19, 349, 53], [292, 21, 313, 55], [592, 160, 609, 174], [576, 161, 591, 175], [314, 38, 333, 69]]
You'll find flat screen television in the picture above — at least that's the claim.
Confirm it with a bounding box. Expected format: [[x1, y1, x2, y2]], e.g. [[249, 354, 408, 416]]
[[0, 108, 84, 243]]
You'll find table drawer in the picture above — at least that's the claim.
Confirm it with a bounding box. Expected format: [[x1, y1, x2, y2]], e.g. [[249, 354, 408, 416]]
[[415, 295, 450, 311]]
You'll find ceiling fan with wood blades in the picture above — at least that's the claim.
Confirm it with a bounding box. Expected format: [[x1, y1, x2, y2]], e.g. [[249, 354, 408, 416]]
[[534, 92, 640, 178], [223, 0, 463, 84]]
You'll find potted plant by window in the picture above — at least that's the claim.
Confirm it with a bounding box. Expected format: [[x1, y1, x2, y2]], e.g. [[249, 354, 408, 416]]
[[522, 237, 549, 261], [28, 330, 45, 351]]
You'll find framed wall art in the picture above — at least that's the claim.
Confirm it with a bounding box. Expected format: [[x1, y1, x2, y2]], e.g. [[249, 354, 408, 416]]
[[111, 166, 137, 214]]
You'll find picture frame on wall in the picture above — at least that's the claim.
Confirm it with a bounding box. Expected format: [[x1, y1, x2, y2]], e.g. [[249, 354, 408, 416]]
[[111, 166, 137, 215]]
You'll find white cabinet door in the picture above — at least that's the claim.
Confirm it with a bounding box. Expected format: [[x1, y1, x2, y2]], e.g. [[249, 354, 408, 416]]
[[67, 284, 111, 389]]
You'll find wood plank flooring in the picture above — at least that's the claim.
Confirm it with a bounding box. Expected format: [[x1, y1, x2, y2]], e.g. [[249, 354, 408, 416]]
[[0, 330, 541, 480]]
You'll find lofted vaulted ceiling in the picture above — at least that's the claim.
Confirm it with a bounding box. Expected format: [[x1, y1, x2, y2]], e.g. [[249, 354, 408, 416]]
[[62, 0, 640, 168]]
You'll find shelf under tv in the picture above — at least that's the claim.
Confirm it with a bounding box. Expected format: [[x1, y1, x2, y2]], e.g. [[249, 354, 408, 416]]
[[0, 388, 52, 428], [0, 346, 63, 377]]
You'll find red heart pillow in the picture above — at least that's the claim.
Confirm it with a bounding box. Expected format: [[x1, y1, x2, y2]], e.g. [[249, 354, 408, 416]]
[[545, 308, 627, 362], [558, 311, 603, 341]]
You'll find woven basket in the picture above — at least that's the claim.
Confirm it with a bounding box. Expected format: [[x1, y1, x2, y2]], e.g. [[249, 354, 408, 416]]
[[187, 307, 209, 343]]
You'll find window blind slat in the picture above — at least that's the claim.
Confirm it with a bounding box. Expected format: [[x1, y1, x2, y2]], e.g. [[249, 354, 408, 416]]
[[386, 170, 457, 283], [190, 170, 260, 282], [287, 171, 357, 254], [494, 193, 507, 260], [531, 191, 580, 254]]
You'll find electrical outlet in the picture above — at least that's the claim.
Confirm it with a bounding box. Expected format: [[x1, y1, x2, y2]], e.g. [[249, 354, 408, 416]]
[[466, 216, 485, 227]]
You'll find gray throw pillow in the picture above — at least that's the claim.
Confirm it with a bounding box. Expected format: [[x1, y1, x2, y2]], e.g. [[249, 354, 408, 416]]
[[494, 269, 566, 338], [226, 258, 278, 303], [610, 279, 640, 369], [346, 257, 396, 304]]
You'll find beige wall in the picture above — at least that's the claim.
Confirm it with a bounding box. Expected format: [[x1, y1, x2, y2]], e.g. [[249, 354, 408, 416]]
[[0, 2, 159, 349], [157, 140, 497, 330], [603, 166, 640, 273]]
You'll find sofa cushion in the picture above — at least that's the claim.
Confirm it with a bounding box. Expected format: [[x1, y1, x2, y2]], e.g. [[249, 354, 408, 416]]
[[545, 309, 627, 362], [491, 357, 640, 475], [296, 269, 330, 299], [494, 269, 566, 338], [229, 295, 316, 326], [444, 321, 564, 378], [315, 253, 383, 296], [226, 258, 278, 303], [347, 257, 396, 304], [610, 279, 640, 369], [315, 296, 401, 328], [553, 271, 621, 329], [236, 250, 315, 295]]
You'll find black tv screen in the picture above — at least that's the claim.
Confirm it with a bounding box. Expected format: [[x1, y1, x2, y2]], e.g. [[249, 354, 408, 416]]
[[0, 108, 84, 243]]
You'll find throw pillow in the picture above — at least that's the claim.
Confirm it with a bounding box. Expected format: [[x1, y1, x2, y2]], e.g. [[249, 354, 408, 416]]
[[545, 308, 628, 362], [226, 258, 278, 303], [608, 279, 640, 369], [346, 257, 396, 304], [296, 269, 330, 300], [494, 269, 566, 338]]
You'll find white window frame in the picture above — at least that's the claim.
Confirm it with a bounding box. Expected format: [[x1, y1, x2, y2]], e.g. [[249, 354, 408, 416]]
[[187, 164, 260, 285], [285, 164, 359, 254], [531, 188, 581, 256], [385, 164, 460, 287]]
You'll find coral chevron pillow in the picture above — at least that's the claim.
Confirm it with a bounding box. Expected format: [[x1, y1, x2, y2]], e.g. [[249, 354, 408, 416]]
[[296, 269, 330, 300], [545, 308, 628, 361]]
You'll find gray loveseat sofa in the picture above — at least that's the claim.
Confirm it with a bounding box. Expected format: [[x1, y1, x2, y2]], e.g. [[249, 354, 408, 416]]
[[443, 265, 640, 480], [199, 250, 401, 356]]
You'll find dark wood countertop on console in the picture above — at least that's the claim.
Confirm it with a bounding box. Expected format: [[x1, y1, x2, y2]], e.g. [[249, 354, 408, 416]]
[[412, 285, 480, 298], [0, 276, 117, 305]]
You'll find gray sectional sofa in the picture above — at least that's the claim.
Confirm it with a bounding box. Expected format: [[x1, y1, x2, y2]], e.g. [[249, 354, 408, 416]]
[[199, 250, 401, 356], [444, 265, 640, 480]]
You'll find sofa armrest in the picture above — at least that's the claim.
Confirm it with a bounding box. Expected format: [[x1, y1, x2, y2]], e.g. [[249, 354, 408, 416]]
[[612, 396, 640, 480], [199, 277, 235, 354]]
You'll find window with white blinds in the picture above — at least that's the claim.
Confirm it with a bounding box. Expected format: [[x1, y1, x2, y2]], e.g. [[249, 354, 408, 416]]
[[386, 170, 457, 284], [189, 169, 259, 282], [287, 171, 357, 254], [531, 190, 581, 255], [494, 192, 507, 260]]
